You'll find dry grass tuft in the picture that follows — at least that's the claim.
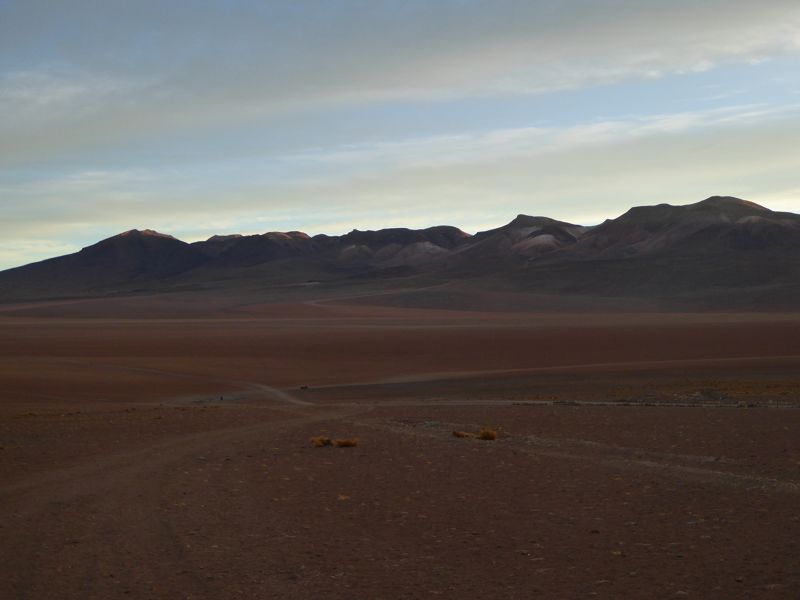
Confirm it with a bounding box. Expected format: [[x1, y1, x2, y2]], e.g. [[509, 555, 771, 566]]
[[310, 435, 333, 447], [334, 438, 359, 448], [477, 427, 498, 441], [452, 430, 475, 438]]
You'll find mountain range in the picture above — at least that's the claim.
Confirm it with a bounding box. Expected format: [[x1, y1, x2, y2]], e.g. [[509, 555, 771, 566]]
[[2, 196, 799, 310]]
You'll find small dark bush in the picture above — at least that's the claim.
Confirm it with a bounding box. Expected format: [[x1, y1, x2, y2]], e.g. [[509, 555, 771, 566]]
[[477, 427, 498, 441], [334, 438, 359, 448]]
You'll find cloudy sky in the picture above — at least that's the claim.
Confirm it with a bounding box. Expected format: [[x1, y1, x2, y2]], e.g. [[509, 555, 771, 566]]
[[2, 0, 800, 269]]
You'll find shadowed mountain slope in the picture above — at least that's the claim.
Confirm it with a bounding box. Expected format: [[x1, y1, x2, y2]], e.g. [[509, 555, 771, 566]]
[[514, 197, 800, 309], [194, 231, 314, 266], [467, 215, 587, 259], [565, 196, 800, 259], [317, 225, 471, 269], [0, 230, 207, 298], [1, 197, 799, 308]]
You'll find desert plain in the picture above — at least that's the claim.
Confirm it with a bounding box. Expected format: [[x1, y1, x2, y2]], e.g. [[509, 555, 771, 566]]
[[1, 293, 799, 599]]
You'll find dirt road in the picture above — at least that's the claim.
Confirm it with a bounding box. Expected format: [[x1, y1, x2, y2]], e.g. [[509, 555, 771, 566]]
[[2, 307, 800, 598]]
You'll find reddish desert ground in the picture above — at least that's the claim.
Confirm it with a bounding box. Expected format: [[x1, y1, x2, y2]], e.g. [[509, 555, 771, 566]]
[[1, 295, 800, 599]]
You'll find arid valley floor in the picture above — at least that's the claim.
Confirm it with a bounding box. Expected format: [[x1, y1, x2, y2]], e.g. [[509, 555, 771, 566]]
[[2, 294, 799, 599]]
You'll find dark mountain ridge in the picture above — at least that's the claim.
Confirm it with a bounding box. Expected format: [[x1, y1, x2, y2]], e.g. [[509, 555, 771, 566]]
[[2, 196, 799, 308]]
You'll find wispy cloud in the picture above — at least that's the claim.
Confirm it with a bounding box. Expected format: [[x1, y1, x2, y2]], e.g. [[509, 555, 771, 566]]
[[274, 103, 800, 174], [2, 1, 800, 162]]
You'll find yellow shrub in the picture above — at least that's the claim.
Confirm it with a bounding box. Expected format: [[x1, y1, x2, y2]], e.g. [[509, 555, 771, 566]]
[[452, 430, 474, 438], [477, 427, 498, 441], [310, 435, 333, 447], [334, 438, 359, 448]]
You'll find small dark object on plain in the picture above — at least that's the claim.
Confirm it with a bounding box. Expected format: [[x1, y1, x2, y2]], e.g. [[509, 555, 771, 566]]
[[478, 427, 498, 440], [334, 438, 359, 448]]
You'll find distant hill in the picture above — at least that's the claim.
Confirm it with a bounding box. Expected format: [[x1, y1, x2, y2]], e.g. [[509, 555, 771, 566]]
[[1, 196, 799, 309], [0, 229, 207, 298], [565, 196, 800, 259]]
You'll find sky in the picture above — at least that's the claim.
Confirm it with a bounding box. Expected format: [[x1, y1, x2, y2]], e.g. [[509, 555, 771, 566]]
[[2, 0, 800, 270]]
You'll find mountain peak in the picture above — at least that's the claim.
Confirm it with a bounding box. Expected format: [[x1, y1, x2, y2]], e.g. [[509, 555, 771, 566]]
[[510, 214, 556, 227], [695, 196, 769, 212], [617, 196, 769, 226], [119, 229, 176, 240], [573, 195, 792, 260], [263, 231, 311, 241], [206, 234, 243, 242]]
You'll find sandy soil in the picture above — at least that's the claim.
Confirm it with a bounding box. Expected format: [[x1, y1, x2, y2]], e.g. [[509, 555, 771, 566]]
[[1, 298, 799, 599]]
